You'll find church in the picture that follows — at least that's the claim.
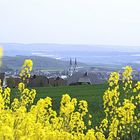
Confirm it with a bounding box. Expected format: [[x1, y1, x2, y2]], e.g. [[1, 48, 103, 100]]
[[66, 58, 106, 85], [67, 58, 78, 76]]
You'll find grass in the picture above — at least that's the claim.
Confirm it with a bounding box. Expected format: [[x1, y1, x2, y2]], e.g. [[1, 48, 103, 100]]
[[10, 84, 108, 126]]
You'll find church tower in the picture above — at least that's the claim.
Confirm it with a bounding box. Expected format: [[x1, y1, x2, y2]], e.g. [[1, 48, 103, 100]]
[[74, 58, 78, 72], [68, 58, 73, 76]]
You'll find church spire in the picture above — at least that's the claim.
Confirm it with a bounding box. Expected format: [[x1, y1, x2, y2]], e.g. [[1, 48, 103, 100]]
[[68, 58, 73, 76], [74, 58, 78, 72], [70, 58, 72, 66], [75, 58, 77, 66]]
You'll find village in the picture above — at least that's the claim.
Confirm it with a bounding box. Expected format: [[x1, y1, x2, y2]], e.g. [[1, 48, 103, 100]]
[[0, 58, 140, 88]]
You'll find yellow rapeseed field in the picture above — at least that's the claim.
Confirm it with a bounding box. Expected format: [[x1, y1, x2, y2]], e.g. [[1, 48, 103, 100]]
[[0, 48, 139, 140]]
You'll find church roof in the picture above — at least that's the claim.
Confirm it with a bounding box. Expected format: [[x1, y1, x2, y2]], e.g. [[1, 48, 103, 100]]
[[78, 77, 91, 84], [67, 71, 106, 85]]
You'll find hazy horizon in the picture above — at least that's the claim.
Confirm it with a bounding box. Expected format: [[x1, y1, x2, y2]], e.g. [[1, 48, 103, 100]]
[[1, 43, 140, 52]]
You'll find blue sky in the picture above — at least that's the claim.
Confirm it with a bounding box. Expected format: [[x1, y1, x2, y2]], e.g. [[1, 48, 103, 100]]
[[0, 0, 140, 46]]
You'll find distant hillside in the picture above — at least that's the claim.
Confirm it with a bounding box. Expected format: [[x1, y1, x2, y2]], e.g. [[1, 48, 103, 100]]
[[0, 64, 13, 72], [1, 43, 140, 70], [2, 56, 87, 71]]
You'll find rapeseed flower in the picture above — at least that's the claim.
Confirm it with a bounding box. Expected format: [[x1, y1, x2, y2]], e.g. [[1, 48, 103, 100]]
[[0, 58, 139, 139]]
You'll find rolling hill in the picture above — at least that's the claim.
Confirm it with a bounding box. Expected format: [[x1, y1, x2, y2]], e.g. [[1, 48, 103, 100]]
[[1, 56, 87, 71]]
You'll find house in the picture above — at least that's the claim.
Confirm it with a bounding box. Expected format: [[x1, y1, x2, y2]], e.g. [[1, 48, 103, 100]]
[[77, 72, 92, 85], [67, 71, 106, 85], [48, 77, 56, 86], [48, 77, 66, 86], [28, 75, 49, 87], [0, 73, 7, 88], [6, 77, 21, 88], [54, 77, 66, 86], [14, 77, 22, 87]]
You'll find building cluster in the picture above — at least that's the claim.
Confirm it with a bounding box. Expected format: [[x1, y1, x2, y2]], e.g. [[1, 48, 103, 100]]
[[0, 58, 140, 88]]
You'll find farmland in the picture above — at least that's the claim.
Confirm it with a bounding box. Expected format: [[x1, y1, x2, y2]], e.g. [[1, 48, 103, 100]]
[[11, 84, 108, 126], [1, 59, 140, 139]]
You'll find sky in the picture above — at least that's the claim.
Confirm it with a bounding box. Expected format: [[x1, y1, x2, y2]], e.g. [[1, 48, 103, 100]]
[[0, 0, 140, 46]]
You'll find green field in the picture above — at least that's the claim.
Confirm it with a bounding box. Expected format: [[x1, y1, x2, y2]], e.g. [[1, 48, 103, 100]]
[[11, 84, 108, 126]]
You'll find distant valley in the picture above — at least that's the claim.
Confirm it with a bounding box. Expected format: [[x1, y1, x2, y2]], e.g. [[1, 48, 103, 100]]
[[1, 43, 140, 70]]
